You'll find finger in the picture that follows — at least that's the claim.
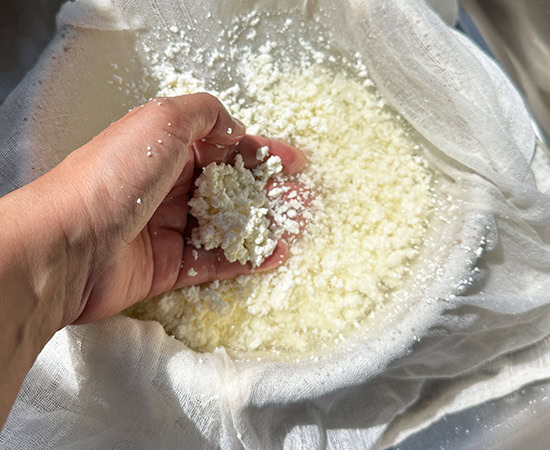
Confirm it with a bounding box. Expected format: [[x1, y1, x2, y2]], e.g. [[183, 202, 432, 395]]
[[247, 136, 307, 175], [193, 135, 307, 175], [123, 97, 168, 120], [144, 185, 192, 298], [192, 141, 239, 168], [163, 92, 246, 146], [176, 241, 288, 288], [148, 188, 190, 235], [183, 215, 199, 239]]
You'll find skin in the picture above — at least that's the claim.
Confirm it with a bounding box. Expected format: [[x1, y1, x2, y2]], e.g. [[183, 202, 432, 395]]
[[0, 93, 306, 428]]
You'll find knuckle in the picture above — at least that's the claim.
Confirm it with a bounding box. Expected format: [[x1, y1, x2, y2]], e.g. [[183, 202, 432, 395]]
[[194, 92, 224, 116], [194, 92, 218, 104], [160, 96, 179, 115], [143, 98, 193, 144]]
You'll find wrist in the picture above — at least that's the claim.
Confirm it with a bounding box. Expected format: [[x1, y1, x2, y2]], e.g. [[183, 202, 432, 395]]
[[0, 171, 94, 331], [0, 172, 93, 426]]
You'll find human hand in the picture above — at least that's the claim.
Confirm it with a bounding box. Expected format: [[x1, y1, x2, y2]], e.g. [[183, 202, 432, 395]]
[[4, 93, 306, 328], [0, 93, 308, 425]]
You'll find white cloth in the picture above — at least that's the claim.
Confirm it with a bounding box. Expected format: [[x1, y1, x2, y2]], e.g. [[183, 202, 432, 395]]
[[1, 1, 550, 448]]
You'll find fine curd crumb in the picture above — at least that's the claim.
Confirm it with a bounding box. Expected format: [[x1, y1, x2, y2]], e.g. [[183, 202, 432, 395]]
[[256, 146, 269, 161]]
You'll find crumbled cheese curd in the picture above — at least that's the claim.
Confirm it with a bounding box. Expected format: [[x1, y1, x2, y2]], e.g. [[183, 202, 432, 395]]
[[189, 153, 282, 267], [126, 41, 435, 354]]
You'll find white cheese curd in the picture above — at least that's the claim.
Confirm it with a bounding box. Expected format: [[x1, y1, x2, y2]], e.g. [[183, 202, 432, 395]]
[[189, 153, 282, 267], [126, 43, 436, 354]]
